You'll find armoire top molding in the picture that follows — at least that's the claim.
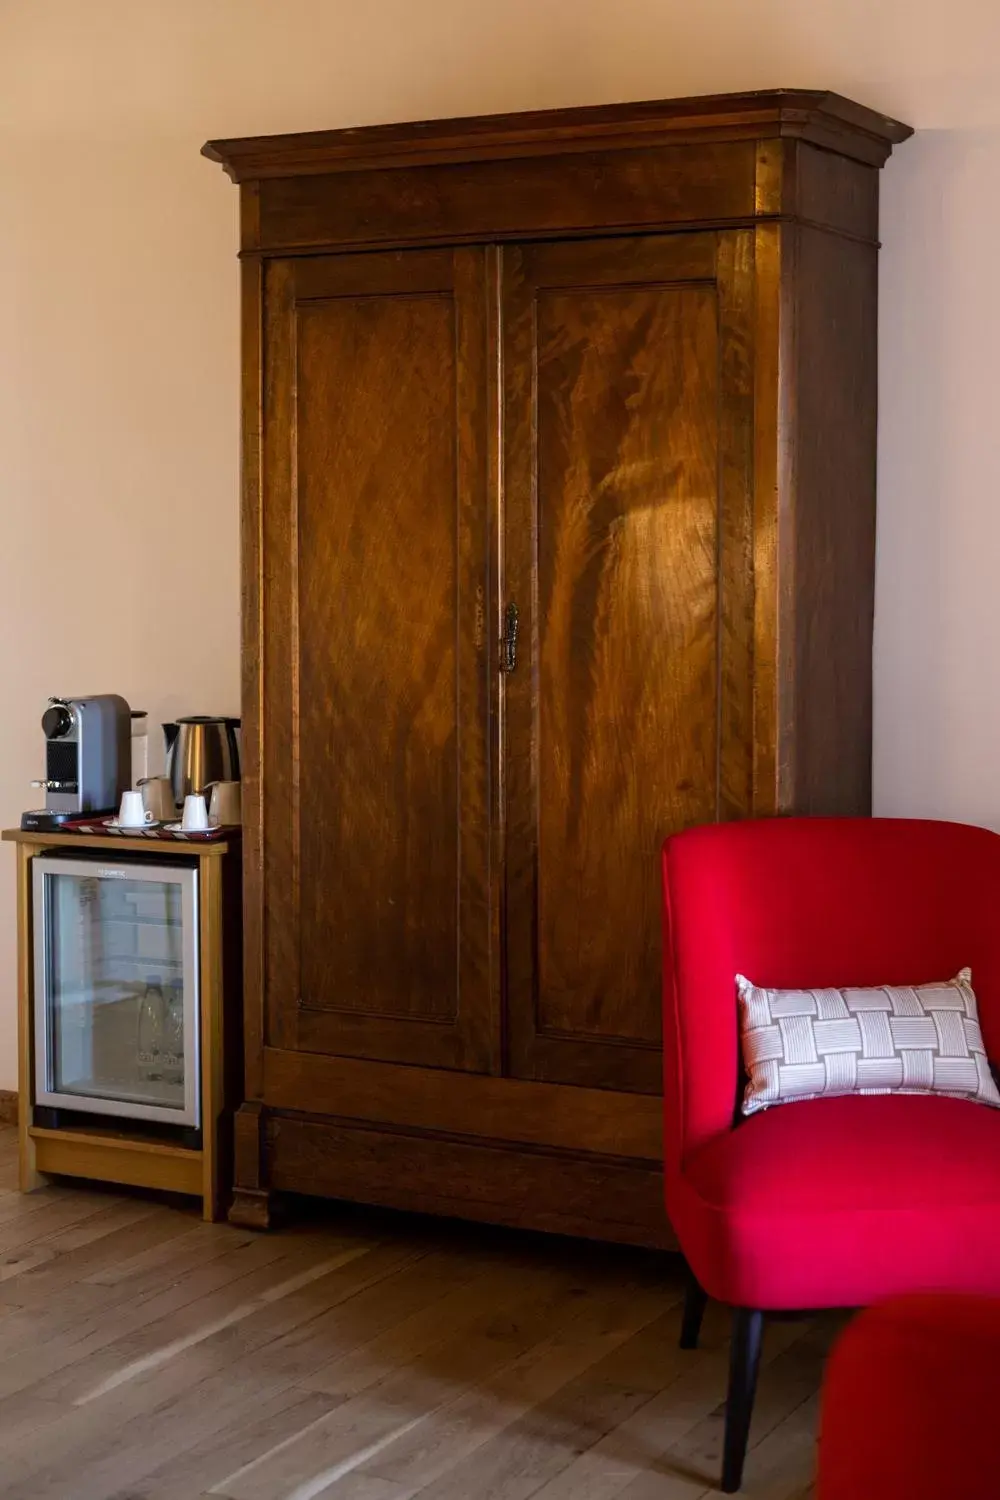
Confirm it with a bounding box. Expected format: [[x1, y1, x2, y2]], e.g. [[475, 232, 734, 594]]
[[203, 89, 913, 183]]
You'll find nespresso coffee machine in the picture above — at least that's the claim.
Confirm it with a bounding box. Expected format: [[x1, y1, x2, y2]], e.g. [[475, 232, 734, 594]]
[[21, 695, 133, 830]]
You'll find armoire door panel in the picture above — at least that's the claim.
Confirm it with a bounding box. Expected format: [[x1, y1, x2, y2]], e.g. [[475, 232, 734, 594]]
[[296, 292, 457, 1020], [262, 248, 498, 1073], [503, 232, 756, 1092]]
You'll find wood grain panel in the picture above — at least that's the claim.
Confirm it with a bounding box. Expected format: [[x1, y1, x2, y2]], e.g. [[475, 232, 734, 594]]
[[266, 1114, 674, 1248], [262, 248, 497, 1072], [198, 852, 226, 1220], [533, 280, 717, 1046], [206, 91, 911, 185], [262, 1047, 662, 1159], [503, 233, 755, 1092], [15, 844, 45, 1192], [792, 141, 880, 242], [240, 248, 265, 1104], [716, 231, 757, 821], [29, 1129, 203, 1198], [787, 223, 879, 814], [260, 258, 298, 1058], [296, 291, 458, 1019], [750, 223, 787, 815], [2, 830, 234, 855], [255, 143, 755, 253]]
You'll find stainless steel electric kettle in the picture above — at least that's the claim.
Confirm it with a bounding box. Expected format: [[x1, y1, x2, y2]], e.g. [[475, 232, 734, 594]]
[[162, 716, 240, 806]]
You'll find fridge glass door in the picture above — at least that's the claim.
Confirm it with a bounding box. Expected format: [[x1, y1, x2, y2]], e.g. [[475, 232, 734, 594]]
[[34, 860, 200, 1125]]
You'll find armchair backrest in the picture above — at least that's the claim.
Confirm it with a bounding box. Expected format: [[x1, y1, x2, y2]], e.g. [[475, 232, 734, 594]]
[[661, 817, 1000, 1175]]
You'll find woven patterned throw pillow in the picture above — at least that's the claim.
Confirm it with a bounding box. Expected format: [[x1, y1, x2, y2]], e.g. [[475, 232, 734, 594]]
[[736, 968, 1000, 1116]]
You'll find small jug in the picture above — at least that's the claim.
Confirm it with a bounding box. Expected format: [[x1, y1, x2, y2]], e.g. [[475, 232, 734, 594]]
[[137, 776, 176, 822], [205, 780, 241, 827]]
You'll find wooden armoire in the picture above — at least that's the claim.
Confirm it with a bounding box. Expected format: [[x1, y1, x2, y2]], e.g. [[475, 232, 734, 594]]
[[205, 91, 911, 1244]]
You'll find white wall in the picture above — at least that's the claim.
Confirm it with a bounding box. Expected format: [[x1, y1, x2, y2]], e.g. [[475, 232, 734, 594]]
[[0, 0, 997, 1087], [876, 128, 1000, 823]]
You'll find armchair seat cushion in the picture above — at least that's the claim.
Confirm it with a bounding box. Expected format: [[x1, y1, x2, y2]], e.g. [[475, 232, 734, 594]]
[[674, 1094, 1000, 1310]]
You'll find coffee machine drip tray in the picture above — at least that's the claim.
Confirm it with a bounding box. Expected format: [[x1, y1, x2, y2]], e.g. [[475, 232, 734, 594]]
[[20, 809, 87, 832]]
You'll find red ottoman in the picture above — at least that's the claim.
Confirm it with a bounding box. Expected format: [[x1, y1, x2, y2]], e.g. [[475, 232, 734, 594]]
[[818, 1293, 1000, 1499]]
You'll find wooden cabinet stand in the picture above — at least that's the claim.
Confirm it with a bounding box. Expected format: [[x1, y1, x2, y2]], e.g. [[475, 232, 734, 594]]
[[205, 90, 912, 1246], [4, 829, 242, 1221]]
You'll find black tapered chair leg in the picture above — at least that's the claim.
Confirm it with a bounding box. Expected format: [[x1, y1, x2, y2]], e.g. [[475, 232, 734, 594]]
[[679, 1268, 708, 1350], [721, 1307, 764, 1493]]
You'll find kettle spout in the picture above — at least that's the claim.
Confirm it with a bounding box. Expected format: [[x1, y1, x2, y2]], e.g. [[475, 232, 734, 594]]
[[162, 722, 179, 752]]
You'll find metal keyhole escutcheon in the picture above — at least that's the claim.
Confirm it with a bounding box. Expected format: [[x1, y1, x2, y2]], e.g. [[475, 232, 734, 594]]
[[502, 603, 519, 673]]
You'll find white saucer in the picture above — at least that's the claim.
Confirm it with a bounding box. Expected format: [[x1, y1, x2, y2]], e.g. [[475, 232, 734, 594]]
[[104, 818, 160, 831], [164, 821, 219, 835]]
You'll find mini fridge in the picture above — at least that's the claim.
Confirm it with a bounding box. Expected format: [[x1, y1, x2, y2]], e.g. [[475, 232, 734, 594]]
[[33, 854, 200, 1126]]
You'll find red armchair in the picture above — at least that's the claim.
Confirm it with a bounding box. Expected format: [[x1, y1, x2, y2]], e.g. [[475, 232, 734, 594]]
[[818, 1293, 1000, 1499], [661, 817, 1000, 1491]]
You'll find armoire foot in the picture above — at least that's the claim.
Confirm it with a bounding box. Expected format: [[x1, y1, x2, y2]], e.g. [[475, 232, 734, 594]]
[[228, 1186, 279, 1230]]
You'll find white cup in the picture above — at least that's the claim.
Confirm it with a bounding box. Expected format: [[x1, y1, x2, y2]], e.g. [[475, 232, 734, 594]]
[[119, 790, 154, 829], [181, 793, 209, 832]]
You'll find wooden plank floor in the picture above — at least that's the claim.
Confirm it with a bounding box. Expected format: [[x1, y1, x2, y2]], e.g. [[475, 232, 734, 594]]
[[0, 1128, 839, 1499]]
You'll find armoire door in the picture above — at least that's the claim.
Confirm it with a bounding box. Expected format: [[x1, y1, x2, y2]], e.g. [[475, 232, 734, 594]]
[[261, 246, 499, 1073], [502, 231, 757, 1092]]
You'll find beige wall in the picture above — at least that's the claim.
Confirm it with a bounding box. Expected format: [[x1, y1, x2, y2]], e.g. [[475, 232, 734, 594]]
[[0, 0, 996, 1087]]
